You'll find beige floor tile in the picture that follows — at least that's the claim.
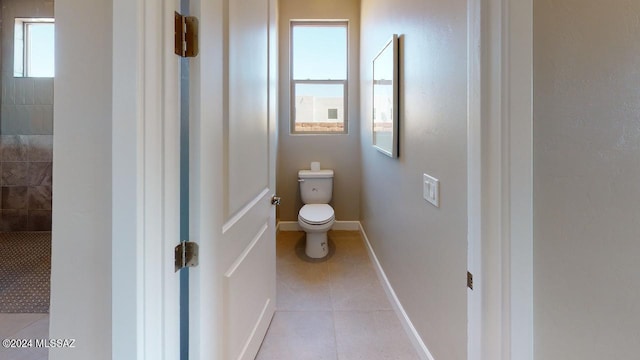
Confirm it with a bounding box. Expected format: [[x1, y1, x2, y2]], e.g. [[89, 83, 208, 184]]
[[263, 230, 417, 360], [328, 263, 392, 311], [276, 231, 305, 264], [277, 261, 332, 311], [0, 313, 47, 338], [0, 345, 48, 360], [256, 311, 338, 360], [333, 311, 419, 360], [325, 231, 359, 242], [0, 314, 49, 360], [326, 231, 370, 265], [13, 316, 49, 339]]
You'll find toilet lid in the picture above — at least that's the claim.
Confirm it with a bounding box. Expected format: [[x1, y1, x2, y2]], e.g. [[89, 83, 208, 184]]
[[299, 204, 334, 225]]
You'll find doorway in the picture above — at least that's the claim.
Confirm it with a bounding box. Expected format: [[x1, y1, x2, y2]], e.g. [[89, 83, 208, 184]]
[[0, 1, 55, 359]]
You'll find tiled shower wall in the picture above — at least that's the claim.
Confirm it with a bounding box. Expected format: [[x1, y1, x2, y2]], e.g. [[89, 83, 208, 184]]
[[0, 135, 52, 231], [0, 0, 55, 231]]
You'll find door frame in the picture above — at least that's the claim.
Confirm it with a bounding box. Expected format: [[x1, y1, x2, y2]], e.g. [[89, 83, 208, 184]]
[[110, 0, 533, 357], [467, 0, 533, 360], [112, 0, 181, 358]]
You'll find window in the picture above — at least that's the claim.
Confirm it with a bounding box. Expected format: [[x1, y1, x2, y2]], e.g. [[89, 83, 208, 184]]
[[14, 18, 55, 78], [291, 22, 347, 133]]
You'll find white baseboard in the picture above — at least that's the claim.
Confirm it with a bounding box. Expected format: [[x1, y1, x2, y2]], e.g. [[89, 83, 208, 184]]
[[277, 220, 360, 232], [358, 223, 435, 360]]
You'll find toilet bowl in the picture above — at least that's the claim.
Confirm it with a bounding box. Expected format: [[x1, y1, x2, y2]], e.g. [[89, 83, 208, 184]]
[[298, 204, 335, 258], [297, 168, 335, 259]]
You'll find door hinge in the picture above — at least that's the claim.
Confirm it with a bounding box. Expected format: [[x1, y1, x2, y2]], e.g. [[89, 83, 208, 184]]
[[174, 12, 199, 58], [467, 271, 473, 290], [175, 241, 199, 272]]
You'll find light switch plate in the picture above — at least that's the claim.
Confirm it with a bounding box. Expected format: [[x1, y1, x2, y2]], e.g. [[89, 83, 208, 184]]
[[423, 173, 440, 207]]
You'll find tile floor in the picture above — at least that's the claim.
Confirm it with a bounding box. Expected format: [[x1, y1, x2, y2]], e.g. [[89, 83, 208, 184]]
[[0, 313, 49, 360], [256, 230, 419, 360]]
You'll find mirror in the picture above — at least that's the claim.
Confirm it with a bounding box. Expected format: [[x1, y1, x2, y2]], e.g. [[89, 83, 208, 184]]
[[372, 34, 399, 158]]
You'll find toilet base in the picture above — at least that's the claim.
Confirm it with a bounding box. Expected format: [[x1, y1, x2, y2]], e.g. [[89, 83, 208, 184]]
[[305, 232, 329, 258]]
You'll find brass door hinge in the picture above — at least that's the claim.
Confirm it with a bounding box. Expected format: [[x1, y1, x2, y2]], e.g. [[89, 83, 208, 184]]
[[175, 241, 199, 272], [174, 12, 199, 57], [467, 271, 473, 290]]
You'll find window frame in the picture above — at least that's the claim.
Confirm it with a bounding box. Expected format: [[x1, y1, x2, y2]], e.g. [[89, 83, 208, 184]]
[[14, 17, 55, 78], [289, 20, 349, 135]]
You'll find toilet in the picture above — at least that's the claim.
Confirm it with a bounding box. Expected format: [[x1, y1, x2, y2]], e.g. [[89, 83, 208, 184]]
[[297, 168, 335, 258]]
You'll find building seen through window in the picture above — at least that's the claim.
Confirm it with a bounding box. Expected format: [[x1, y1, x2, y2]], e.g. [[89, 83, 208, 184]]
[[291, 22, 347, 133]]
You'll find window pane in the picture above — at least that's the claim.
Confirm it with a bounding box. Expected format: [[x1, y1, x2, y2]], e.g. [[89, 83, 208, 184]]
[[27, 23, 55, 77], [292, 24, 346, 80], [294, 83, 344, 132], [14, 19, 55, 78], [13, 22, 24, 77]]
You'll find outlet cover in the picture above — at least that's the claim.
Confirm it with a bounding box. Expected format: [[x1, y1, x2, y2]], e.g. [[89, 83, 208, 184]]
[[423, 173, 440, 207]]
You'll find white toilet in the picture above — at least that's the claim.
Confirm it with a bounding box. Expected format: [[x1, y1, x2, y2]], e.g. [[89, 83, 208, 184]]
[[297, 168, 335, 258]]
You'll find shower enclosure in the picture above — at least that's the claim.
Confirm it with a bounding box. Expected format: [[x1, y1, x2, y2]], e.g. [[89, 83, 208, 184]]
[[0, 0, 54, 231]]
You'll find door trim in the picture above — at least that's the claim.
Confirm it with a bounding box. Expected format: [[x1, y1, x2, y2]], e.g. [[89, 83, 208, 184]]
[[501, 1, 534, 358], [112, 0, 181, 358], [468, 0, 533, 360], [466, 0, 482, 357], [467, 0, 533, 359]]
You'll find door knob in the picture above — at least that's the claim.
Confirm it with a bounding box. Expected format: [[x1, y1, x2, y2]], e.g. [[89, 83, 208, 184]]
[[271, 196, 281, 206]]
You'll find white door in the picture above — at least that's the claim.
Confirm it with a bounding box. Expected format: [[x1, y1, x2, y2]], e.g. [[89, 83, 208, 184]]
[[189, 0, 278, 359]]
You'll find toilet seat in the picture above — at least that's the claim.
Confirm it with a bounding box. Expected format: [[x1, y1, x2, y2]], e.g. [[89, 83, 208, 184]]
[[299, 204, 335, 225]]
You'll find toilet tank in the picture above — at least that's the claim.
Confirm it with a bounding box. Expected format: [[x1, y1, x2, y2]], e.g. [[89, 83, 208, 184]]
[[298, 169, 334, 204]]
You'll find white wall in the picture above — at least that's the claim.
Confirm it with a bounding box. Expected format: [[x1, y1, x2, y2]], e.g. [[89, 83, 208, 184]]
[[359, 0, 468, 359], [49, 0, 112, 359], [277, 0, 361, 222], [533, 1, 640, 359]]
